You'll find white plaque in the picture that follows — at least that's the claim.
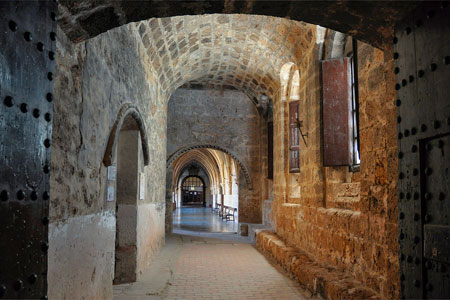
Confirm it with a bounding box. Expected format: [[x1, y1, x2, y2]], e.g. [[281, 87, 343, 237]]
[[107, 165, 116, 181], [107, 186, 115, 202], [139, 172, 145, 200]]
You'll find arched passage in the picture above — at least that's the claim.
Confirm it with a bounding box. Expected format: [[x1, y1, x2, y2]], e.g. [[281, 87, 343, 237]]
[[103, 105, 148, 285], [169, 148, 241, 233], [165, 84, 264, 233], [167, 144, 252, 189]]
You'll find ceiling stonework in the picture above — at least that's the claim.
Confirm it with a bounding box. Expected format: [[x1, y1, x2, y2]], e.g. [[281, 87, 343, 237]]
[[139, 14, 315, 101]]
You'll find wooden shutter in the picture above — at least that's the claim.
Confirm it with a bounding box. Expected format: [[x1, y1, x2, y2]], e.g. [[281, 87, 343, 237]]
[[322, 57, 353, 166], [267, 122, 273, 179], [289, 101, 300, 173]]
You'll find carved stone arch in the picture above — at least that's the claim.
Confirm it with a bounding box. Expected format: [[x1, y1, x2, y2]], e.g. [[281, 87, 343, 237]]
[[167, 144, 253, 190], [103, 103, 150, 167]]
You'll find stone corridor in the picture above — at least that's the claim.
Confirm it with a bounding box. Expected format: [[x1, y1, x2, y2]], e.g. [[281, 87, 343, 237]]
[[113, 232, 313, 300], [2, 1, 450, 299]]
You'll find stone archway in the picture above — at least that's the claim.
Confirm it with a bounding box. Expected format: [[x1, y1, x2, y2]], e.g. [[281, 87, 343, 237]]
[[103, 104, 149, 285], [166, 146, 248, 233], [167, 143, 252, 189], [103, 103, 150, 168]]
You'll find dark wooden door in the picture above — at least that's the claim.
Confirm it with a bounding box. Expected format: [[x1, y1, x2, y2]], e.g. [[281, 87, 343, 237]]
[[182, 191, 204, 205], [421, 135, 450, 298], [394, 2, 450, 298], [0, 1, 57, 298]]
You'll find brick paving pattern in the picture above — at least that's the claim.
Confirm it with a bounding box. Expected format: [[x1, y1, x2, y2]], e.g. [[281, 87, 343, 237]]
[[113, 232, 311, 299], [165, 239, 306, 300]]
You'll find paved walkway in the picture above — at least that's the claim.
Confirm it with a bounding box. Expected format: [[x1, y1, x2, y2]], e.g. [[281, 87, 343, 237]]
[[173, 206, 238, 233], [113, 232, 314, 300]]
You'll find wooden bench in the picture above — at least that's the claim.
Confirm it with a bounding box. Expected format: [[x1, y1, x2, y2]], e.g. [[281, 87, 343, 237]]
[[215, 203, 222, 216], [212, 202, 221, 214], [222, 206, 237, 222]]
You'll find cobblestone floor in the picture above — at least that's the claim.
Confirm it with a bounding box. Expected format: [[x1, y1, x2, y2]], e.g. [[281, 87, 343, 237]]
[[113, 232, 313, 300]]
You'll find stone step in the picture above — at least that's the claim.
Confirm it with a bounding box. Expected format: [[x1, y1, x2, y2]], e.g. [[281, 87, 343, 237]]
[[239, 223, 272, 243], [256, 230, 379, 300]]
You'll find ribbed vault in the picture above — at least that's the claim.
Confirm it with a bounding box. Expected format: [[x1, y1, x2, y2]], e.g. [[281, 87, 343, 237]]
[[167, 143, 251, 188], [173, 149, 220, 189], [172, 148, 240, 194]]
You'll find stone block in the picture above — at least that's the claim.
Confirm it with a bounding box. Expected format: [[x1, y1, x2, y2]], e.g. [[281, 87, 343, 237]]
[[256, 230, 380, 299]]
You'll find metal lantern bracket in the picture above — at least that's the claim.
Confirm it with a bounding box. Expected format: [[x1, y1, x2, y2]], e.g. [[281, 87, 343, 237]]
[[296, 119, 308, 147]]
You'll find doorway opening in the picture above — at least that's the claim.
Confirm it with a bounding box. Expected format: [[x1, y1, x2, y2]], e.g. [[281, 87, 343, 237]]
[[181, 175, 205, 206], [170, 148, 244, 233], [113, 116, 141, 285]]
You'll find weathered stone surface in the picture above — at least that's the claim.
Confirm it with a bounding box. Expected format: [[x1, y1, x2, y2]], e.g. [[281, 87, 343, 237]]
[[270, 36, 399, 299], [48, 212, 116, 300], [50, 22, 166, 299], [167, 88, 260, 180], [256, 230, 378, 299]]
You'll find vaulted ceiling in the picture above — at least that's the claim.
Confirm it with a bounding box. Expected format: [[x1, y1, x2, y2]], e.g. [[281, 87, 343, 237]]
[[56, 1, 421, 110], [172, 148, 238, 190], [137, 14, 314, 102]]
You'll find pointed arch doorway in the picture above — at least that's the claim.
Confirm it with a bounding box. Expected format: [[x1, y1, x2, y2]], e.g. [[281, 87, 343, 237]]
[[181, 175, 206, 206], [103, 104, 150, 285]]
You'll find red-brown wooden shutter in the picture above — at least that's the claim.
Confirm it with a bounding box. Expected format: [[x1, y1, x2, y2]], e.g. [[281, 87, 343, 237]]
[[289, 101, 300, 173], [322, 57, 353, 166]]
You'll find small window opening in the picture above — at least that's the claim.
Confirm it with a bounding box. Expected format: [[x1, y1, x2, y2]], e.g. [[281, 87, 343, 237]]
[[350, 38, 360, 169]]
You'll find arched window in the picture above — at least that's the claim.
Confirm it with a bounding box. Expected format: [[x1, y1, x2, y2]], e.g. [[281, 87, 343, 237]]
[[287, 69, 301, 173], [280, 62, 295, 102], [182, 176, 204, 191], [278, 63, 303, 201], [280, 63, 302, 173]]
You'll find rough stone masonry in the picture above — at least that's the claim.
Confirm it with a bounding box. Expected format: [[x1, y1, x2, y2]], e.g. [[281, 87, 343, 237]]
[[48, 10, 400, 300]]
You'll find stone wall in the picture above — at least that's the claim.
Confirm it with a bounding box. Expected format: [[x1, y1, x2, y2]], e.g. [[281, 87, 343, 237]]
[[269, 33, 399, 298], [167, 88, 260, 163], [49, 23, 166, 299], [356, 41, 399, 297], [166, 88, 263, 226]]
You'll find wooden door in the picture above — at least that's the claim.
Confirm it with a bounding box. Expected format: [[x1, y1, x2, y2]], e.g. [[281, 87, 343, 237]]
[[395, 2, 450, 298], [0, 1, 57, 298]]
